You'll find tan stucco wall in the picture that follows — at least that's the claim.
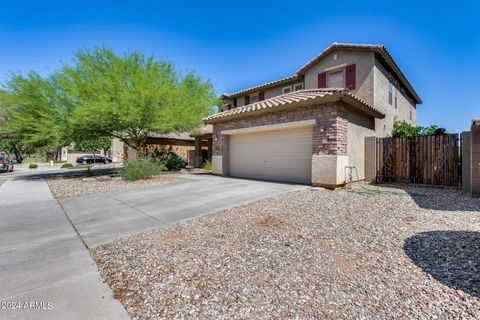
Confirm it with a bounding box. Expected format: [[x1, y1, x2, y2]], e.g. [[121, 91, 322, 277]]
[[373, 57, 416, 137], [304, 50, 375, 104], [347, 109, 376, 181]]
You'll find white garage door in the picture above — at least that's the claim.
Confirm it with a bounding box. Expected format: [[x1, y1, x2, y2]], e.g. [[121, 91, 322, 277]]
[[229, 127, 313, 184]]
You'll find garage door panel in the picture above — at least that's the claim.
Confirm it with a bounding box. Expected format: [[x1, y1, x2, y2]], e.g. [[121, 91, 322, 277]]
[[229, 127, 312, 184]]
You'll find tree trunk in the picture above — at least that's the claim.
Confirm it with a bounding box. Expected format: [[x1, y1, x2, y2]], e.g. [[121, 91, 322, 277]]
[[13, 145, 23, 164]]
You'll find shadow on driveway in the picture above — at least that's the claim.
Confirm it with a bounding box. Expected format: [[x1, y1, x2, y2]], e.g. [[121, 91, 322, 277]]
[[10, 166, 118, 181], [404, 231, 480, 297]]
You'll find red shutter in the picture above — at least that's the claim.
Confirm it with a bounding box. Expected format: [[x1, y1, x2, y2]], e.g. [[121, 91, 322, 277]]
[[318, 72, 327, 88], [346, 64, 356, 90], [258, 92, 265, 101], [244, 95, 250, 105]]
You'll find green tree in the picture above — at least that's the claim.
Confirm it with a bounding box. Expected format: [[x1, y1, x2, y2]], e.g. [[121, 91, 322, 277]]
[[392, 120, 447, 137], [57, 46, 217, 152], [0, 73, 65, 160]]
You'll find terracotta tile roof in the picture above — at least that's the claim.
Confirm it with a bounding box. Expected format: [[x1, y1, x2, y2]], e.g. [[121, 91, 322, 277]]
[[205, 89, 385, 123], [223, 75, 301, 99], [224, 42, 422, 105]]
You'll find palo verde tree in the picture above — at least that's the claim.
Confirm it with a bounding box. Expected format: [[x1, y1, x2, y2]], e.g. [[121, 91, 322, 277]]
[[56, 46, 217, 152], [0, 74, 65, 161]]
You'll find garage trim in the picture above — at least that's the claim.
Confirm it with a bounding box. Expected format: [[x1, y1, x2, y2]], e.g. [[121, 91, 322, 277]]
[[221, 119, 316, 136]]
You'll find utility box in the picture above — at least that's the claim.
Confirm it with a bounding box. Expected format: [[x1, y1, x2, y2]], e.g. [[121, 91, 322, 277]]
[[471, 118, 480, 196]]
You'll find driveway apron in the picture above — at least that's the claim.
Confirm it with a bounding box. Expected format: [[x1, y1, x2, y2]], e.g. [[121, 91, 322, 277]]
[[0, 179, 130, 320]]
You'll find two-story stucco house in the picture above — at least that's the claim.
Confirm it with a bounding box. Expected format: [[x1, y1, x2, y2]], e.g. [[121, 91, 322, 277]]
[[204, 43, 422, 188]]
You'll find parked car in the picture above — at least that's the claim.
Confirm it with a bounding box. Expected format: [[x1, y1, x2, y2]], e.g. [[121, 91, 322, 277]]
[[76, 155, 112, 165], [0, 156, 14, 173]]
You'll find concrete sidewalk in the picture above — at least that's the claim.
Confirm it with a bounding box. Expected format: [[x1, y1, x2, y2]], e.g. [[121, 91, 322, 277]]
[[0, 179, 129, 320], [60, 175, 305, 247]]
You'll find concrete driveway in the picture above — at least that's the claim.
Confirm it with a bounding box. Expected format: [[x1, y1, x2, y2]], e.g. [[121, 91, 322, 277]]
[[60, 175, 306, 247]]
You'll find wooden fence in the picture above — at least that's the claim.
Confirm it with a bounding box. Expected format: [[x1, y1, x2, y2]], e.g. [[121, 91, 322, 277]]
[[377, 134, 461, 187]]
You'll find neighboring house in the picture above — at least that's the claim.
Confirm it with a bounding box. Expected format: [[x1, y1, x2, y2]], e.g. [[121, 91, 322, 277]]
[[61, 145, 114, 163], [62, 127, 213, 166], [204, 43, 422, 188], [119, 129, 212, 167]]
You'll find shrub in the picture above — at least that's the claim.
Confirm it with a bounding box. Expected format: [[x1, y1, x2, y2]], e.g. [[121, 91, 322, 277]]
[[392, 120, 447, 138], [61, 163, 74, 169], [164, 153, 188, 171], [203, 159, 212, 171], [120, 158, 166, 181], [29, 163, 38, 169]]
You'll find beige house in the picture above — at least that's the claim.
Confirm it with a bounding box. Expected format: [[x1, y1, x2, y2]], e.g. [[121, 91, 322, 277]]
[[204, 43, 422, 188]]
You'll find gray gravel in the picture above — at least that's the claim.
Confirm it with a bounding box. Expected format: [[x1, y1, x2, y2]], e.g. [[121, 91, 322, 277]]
[[92, 184, 480, 319], [47, 173, 187, 199]]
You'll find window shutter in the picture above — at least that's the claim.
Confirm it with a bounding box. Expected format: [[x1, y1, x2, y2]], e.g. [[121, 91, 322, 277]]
[[244, 95, 250, 105], [346, 64, 356, 90], [258, 92, 265, 101], [318, 72, 327, 88]]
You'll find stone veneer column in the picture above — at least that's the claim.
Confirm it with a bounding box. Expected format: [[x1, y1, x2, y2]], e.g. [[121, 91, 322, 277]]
[[212, 126, 225, 175], [311, 104, 349, 188]]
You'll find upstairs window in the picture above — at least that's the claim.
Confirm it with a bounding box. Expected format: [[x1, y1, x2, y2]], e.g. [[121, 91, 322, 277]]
[[395, 88, 398, 108], [328, 70, 345, 88], [388, 82, 394, 105], [389, 81, 398, 108], [249, 95, 259, 104], [293, 83, 303, 91], [282, 86, 292, 94], [244, 92, 263, 105], [318, 64, 355, 89]]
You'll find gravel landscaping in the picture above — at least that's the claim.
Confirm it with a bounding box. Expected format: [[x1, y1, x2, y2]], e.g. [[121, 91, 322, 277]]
[[47, 173, 188, 199], [92, 184, 480, 319]]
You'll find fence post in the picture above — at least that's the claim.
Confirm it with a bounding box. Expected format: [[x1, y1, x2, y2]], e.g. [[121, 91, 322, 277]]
[[471, 119, 480, 196]]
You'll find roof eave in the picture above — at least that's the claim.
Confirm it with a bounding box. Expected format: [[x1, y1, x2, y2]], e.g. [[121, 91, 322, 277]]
[[339, 94, 385, 119], [377, 47, 423, 104], [225, 75, 302, 98], [205, 92, 384, 124]]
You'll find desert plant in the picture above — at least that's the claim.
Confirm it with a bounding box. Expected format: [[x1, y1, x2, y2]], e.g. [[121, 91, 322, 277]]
[[164, 153, 188, 171], [60, 163, 73, 169], [202, 159, 212, 171], [120, 158, 166, 181], [29, 163, 38, 169]]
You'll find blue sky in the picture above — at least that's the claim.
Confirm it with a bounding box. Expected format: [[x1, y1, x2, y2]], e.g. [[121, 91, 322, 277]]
[[0, 1, 478, 132]]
